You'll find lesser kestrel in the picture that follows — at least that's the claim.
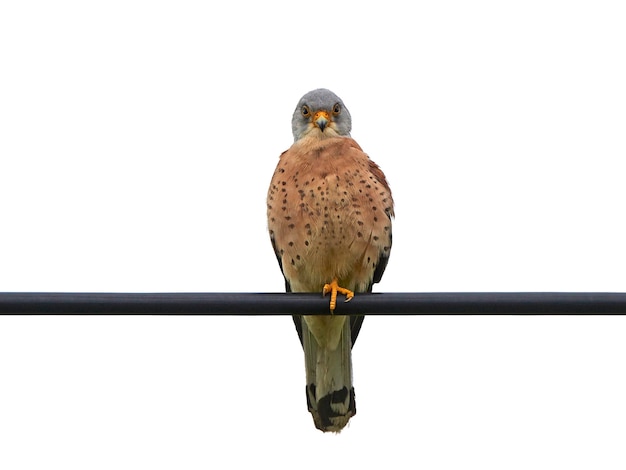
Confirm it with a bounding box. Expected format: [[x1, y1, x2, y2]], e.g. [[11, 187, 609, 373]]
[[267, 89, 394, 432]]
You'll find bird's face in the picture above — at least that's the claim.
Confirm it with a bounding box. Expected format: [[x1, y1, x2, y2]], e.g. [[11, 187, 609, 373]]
[[291, 88, 352, 141]]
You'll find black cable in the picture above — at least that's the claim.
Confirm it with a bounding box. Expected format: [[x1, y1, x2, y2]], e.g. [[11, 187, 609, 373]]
[[1, 292, 625, 315]]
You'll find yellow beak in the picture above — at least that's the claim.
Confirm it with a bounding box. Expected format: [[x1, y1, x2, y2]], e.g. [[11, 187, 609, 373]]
[[313, 110, 330, 131]]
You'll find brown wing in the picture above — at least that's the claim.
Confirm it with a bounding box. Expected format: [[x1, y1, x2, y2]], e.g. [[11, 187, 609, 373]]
[[368, 158, 394, 285]]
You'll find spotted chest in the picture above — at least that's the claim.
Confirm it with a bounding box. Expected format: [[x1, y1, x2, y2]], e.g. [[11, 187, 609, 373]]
[[268, 136, 393, 292]]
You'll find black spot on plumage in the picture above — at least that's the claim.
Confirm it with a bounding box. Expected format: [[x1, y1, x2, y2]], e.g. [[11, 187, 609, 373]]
[[331, 386, 349, 404], [315, 386, 356, 430]]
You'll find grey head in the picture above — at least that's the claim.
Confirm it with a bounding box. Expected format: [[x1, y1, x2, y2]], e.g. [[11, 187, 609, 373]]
[[291, 88, 352, 141]]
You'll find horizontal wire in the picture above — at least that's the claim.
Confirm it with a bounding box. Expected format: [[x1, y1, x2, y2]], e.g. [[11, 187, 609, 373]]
[[1, 292, 625, 315]]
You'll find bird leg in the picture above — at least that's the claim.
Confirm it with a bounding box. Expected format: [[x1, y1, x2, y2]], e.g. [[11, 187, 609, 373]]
[[322, 278, 354, 312]]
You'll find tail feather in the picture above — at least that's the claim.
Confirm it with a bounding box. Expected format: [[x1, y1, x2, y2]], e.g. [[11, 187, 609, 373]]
[[301, 316, 356, 432]]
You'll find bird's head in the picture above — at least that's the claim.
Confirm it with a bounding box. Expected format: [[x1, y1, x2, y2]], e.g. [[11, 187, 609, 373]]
[[291, 88, 352, 141]]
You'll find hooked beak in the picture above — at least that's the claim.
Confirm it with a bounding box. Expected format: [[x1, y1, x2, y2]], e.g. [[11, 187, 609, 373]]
[[313, 110, 330, 132]]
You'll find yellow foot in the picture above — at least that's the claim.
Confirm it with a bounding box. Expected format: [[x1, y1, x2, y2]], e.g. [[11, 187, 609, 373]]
[[322, 278, 354, 312]]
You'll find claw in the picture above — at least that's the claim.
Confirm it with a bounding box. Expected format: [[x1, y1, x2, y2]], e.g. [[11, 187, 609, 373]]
[[322, 278, 355, 312]]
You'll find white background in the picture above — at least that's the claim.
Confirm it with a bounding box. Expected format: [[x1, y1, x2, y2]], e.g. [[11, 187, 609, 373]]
[[1, 1, 625, 468]]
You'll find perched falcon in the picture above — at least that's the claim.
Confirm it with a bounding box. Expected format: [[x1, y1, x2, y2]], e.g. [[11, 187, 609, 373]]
[[267, 89, 394, 432]]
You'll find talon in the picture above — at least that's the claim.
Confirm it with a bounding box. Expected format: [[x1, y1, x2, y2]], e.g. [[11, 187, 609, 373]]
[[322, 278, 355, 312]]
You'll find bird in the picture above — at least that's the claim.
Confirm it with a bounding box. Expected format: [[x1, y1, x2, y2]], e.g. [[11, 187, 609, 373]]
[[267, 88, 394, 432]]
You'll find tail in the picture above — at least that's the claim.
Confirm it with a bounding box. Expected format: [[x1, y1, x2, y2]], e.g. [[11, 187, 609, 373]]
[[301, 315, 356, 432]]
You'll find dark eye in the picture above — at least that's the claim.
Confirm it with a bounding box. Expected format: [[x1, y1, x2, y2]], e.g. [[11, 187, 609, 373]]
[[332, 103, 341, 115], [301, 105, 311, 117]]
